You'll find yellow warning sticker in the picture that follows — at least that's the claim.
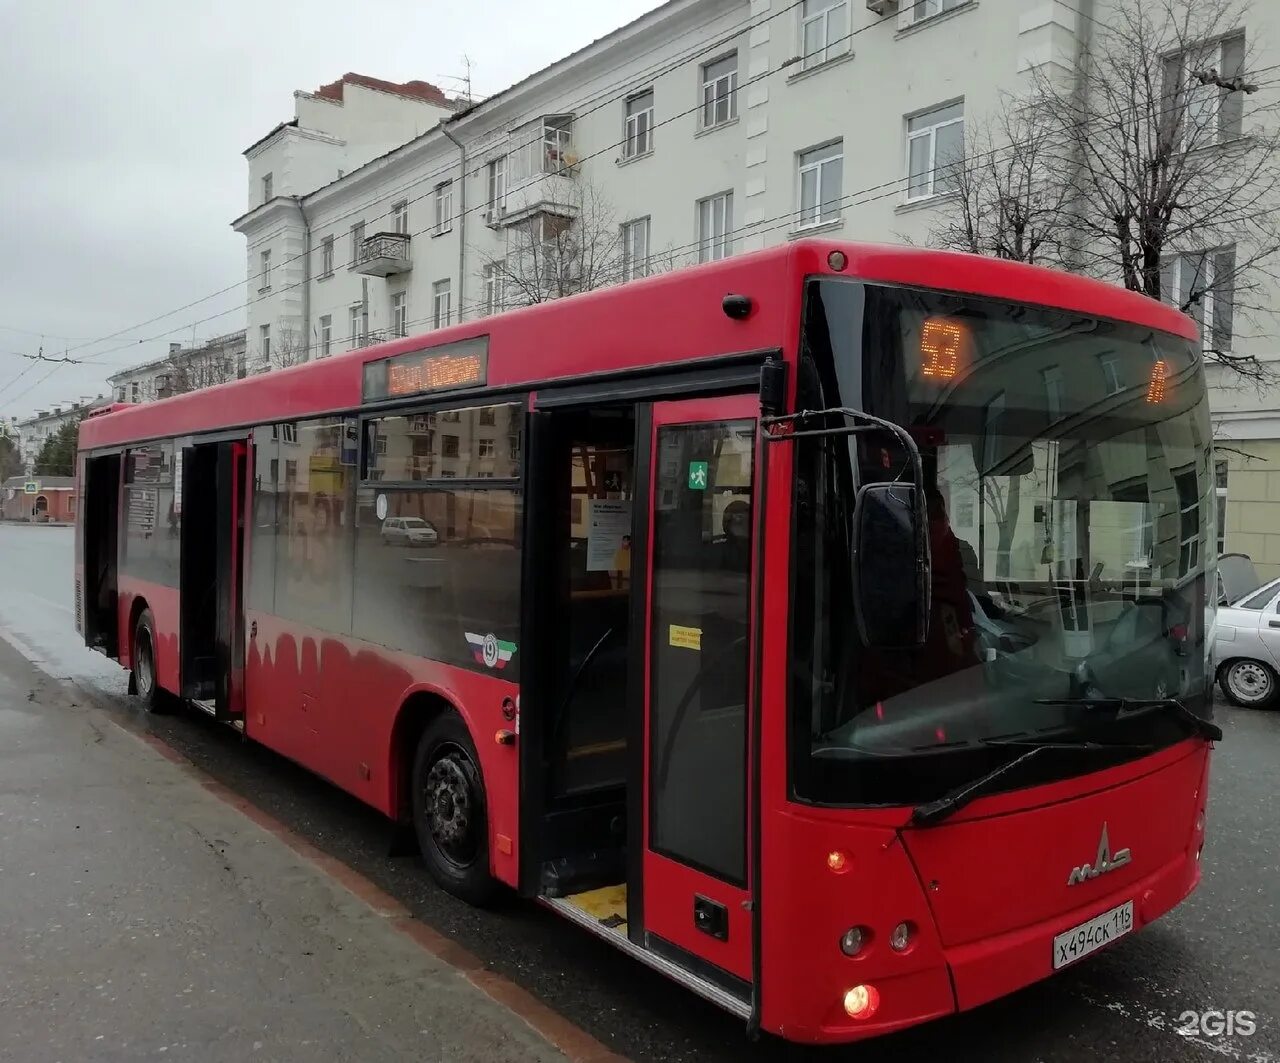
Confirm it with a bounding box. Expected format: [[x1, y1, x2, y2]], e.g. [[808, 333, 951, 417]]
[[668, 625, 702, 650]]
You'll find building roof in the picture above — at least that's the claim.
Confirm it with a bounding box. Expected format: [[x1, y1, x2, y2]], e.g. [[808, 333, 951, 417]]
[[313, 72, 453, 107], [242, 118, 298, 157], [3, 475, 74, 490]]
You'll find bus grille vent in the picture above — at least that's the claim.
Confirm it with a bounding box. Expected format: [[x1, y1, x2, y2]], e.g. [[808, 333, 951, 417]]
[[74, 577, 83, 632]]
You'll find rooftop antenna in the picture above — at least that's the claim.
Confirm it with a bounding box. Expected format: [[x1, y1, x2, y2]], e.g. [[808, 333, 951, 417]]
[[461, 54, 474, 104]]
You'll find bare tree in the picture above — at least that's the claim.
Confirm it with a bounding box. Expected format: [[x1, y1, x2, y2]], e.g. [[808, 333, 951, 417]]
[[269, 321, 309, 370], [929, 104, 1074, 267], [932, 0, 1280, 380], [474, 180, 679, 312], [166, 344, 238, 394]]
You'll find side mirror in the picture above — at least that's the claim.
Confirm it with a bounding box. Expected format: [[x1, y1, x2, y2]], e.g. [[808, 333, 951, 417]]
[[852, 482, 930, 648]]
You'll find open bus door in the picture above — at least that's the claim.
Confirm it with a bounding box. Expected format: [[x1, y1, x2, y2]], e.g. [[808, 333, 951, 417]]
[[82, 453, 122, 656], [179, 439, 247, 719], [640, 394, 760, 1009]]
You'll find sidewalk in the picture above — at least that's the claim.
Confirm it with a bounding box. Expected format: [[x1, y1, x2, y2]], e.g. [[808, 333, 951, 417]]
[[0, 636, 568, 1063]]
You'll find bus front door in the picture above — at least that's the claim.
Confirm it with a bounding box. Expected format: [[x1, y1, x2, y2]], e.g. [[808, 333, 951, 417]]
[[641, 394, 759, 1002]]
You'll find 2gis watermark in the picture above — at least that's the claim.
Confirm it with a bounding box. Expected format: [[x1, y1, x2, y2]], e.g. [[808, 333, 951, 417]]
[[1176, 1010, 1258, 1038]]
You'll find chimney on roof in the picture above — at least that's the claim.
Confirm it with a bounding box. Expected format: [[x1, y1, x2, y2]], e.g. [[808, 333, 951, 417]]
[[169, 342, 182, 356], [52, 407, 62, 416]]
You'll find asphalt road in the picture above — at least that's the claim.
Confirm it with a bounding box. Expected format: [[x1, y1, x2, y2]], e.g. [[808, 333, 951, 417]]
[[2, 524, 1278, 1063]]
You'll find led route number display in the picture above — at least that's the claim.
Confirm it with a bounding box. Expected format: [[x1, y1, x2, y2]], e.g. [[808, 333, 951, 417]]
[[362, 336, 489, 402]]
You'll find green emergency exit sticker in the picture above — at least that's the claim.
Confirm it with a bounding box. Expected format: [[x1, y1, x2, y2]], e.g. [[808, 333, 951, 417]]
[[687, 461, 708, 490]]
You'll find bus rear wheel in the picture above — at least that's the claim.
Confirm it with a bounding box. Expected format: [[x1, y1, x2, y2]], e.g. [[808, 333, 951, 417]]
[[410, 712, 499, 906], [132, 609, 172, 715]]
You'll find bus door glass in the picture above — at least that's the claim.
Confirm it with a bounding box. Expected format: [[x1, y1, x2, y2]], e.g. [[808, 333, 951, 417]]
[[642, 394, 759, 988]]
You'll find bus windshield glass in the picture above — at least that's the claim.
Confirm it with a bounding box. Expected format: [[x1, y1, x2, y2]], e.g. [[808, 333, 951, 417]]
[[791, 279, 1214, 807]]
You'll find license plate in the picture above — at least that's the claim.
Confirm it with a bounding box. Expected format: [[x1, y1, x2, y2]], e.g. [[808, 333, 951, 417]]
[[1052, 900, 1133, 970]]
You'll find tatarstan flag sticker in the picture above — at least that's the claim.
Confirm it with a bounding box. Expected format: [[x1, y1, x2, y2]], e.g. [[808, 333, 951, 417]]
[[465, 632, 517, 670]]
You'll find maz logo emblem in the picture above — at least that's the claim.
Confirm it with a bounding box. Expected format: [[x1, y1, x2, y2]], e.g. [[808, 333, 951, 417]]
[[1067, 823, 1132, 886]]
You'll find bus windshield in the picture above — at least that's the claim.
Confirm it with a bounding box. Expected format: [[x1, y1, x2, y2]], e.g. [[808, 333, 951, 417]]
[[790, 279, 1214, 807]]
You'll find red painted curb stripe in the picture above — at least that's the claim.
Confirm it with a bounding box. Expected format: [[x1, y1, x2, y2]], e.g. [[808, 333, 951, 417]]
[[115, 718, 627, 1063]]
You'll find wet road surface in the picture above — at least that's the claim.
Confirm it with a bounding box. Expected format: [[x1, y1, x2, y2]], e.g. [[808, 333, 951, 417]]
[[2, 524, 1278, 1062]]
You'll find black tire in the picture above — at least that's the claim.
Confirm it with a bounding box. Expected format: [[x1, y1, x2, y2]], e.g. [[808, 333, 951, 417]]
[[410, 712, 500, 906], [132, 608, 172, 715], [1218, 658, 1280, 709]]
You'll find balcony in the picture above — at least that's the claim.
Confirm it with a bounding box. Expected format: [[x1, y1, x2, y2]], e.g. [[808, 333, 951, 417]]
[[355, 232, 412, 277], [489, 116, 578, 227]]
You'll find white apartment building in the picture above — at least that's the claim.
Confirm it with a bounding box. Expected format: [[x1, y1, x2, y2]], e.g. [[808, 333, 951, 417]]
[[108, 331, 248, 405], [15, 398, 108, 475], [234, 0, 1280, 568]]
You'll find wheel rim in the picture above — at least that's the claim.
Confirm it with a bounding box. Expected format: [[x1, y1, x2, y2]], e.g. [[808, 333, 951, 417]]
[[423, 743, 480, 869], [136, 628, 155, 698], [1228, 660, 1272, 703]]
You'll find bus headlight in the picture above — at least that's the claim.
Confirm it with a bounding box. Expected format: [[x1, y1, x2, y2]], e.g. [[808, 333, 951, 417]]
[[840, 926, 868, 957]]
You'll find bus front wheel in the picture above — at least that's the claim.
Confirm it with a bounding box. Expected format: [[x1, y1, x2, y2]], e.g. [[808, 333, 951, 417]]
[[132, 609, 172, 715], [411, 712, 500, 906]]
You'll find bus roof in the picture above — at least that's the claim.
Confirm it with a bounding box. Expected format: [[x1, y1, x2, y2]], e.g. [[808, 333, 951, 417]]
[[79, 240, 1197, 451]]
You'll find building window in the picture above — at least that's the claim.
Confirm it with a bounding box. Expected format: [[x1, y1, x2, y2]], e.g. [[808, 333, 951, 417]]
[[319, 315, 332, 357], [391, 292, 407, 338], [906, 100, 964, 200], [259, 249, 272, 291], [1215, 459, 1229, 555], [801, 0, 851, 70], [392, 201, 409, 235], [1163, 247, 1235, 351], [621, 217, 651, 280], [321, 235, 334, 276], [797, 141, 843, 228], [1175, 469, 1201, 576], [903, 0, 969, 27], [1043, 365, 1064, 419], [483, 262, 505, 316], [487, 157, 507, 216], [1099, 354, 1122, 395], [433, 280, 452, 328], [433, 181, 453, 235], [130, 381, 140, 403], [701, 54, 738, 128], [349, 305, 364, 348], [442, 435, 460, 459], [478, 439, 496, 459], [259, 323, 271, 364], [624, 90, 655, 158], [479, 407, 497, 426], [697, 192, 734, 263], [350, 221, 365, 265], [1164, 33, 1246, 148], [262, 172, 273, 202]]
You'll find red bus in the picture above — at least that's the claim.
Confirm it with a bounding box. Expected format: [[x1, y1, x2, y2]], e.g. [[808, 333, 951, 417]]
[[75, 241, 1218, 1044]]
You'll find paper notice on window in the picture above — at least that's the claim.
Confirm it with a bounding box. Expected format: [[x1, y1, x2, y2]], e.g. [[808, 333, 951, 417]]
[[585, 499, 632, 572], [668, 625, 701, 651]]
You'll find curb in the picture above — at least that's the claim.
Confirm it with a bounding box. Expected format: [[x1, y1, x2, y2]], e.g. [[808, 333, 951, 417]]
[[71, 682, 628, 1063]]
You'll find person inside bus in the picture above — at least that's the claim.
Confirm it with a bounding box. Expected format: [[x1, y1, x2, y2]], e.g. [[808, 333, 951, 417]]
[[923, 485, 976, 678], [717, 499, 752, 571]]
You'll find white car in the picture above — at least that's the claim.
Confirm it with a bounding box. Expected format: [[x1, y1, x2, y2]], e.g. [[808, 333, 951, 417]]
[[381, 516, 439, 547], [1214, 555, 1280, 708]]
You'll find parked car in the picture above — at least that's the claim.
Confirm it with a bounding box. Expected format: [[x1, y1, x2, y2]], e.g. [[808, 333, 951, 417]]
[[381, 516, 438, 547], [1214, 554, 1280, 708]]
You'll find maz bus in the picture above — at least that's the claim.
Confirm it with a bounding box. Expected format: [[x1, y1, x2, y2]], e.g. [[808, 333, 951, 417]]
[[75, 241, 1218, 1044]]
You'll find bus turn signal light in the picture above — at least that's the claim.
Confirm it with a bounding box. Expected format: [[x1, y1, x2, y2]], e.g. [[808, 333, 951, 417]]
[[827, 850, 849, 874], [843, 984, 880, 1020]]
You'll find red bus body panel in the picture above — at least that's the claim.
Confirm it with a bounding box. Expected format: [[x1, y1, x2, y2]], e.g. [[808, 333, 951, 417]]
[[244, 610, 522, 887], [75, 240, 1208, 1043]]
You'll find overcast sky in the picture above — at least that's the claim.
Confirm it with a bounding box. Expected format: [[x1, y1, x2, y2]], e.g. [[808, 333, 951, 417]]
[[0, 0, 663, 420]]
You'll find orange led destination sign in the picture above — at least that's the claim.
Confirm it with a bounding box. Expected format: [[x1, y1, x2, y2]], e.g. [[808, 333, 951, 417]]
[[363, 336, 489, 402]]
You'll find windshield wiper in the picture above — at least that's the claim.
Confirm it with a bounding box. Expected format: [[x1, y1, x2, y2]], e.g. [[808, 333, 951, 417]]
[[1034, 696, 1223, 742], [909, 739, 1154, 828]]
